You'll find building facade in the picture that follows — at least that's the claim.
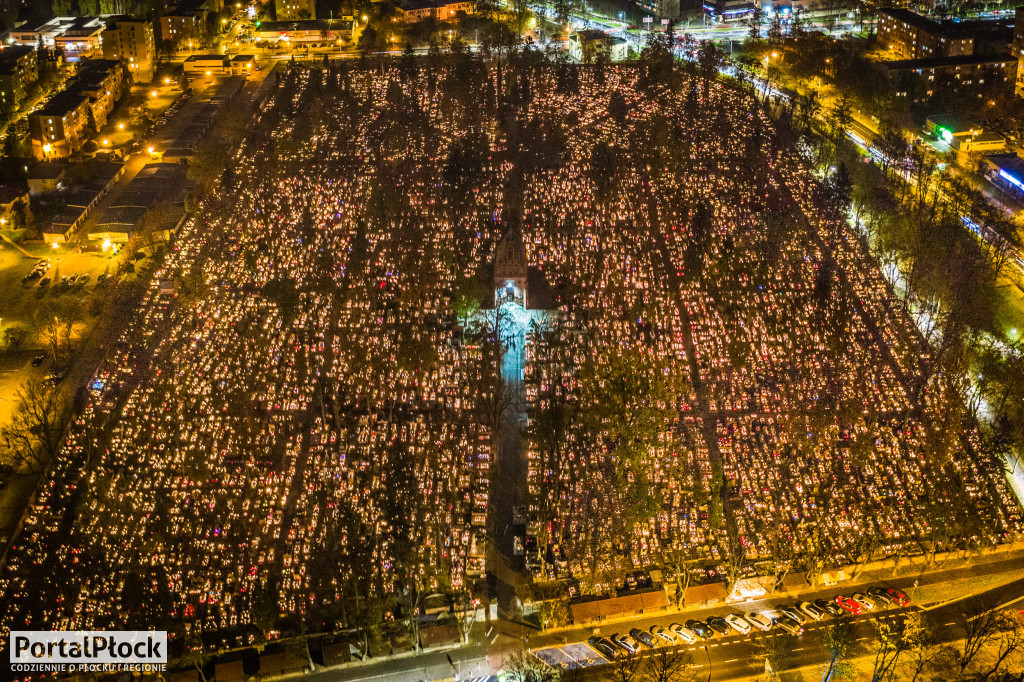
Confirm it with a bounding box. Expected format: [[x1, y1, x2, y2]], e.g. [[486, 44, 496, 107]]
[[396, 0, 475, 22], [75, 59, 128, 129], [275, 0, 316, 20], [878, 8, 973, 60], [160, 4, 208, 51], [0, 45, 39, 113], [29, 91, 92, 160], [885, 53, 1017, 101], [102, 16, 156, 83]]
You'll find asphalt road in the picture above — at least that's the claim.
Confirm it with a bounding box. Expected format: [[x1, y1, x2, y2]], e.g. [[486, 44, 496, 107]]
[[570, 575, 1024, 680], [306, 557, 1024, 681]]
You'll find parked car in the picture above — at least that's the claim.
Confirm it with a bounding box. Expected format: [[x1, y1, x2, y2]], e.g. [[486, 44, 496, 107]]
[[79, 274, 90, 284], [725, 613, 752, 634], [779, 606, 807, 625], [835, 595, 862, 615], [798, 601, 826, 621], [745, 611, 773, 631], [630, 628, 656, 648], [43, 372, 63, 385], [68, 274, 78, 284], [31, 355, 45, 367], [669, 623, 698, 643], [886, 588, 911, 607], [611, 633, 640, 654], [685, 619, 715, 639], [587, 636, 618, 659], [775, 615, 804, 635], [869, 588, 894, 606], [39, 277, 50, 287], [816, 598, 845, 618], [704, 616, 731, 636], [650, 625, 676, 644], [852, 592, 878, 611]]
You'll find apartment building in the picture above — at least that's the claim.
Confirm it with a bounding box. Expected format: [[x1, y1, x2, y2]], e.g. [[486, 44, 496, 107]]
[[102, 16, 156, 82], [878, 8, 973, 60], [0, 45, 39, 112]]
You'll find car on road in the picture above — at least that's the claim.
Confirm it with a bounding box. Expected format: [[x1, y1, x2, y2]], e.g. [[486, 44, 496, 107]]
[[705, 616, 732, 636], [0, 479, 8, 490], [869, 588, 894, 606], [779, 606, 807, 625], [650, 625, 676, 644], [685, 619, 715, 639], [816, 598, 845, 618], [885, 588, 911, 607], [43, 372, 64, 385], [588, 636, 618, 659], [775, 615, 804, 636], [611, 633, 640, 653], [745, 611, 773, 631], [629, 628, 656, 648], [835, 595, 862, 615], [669, 623, 698, 643], [798, 601, 826, 621], [31, 355, 45, 367], [725, 613, 752, 634], [852, 592, 878, 611]]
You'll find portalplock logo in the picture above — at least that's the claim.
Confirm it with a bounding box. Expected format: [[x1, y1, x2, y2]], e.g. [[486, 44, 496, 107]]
[[9, 631, 167, 674]]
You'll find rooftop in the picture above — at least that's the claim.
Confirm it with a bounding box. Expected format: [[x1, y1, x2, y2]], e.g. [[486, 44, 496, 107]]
[[880, 7, 971, 39], [0, 45, 34, 64], [36, 89, 90, 117]]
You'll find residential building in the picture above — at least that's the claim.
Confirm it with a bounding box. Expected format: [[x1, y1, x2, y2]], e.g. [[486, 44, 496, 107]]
[[0, 45, 39, 112], [877, 8, 973, 60], [102, 16, 156, 82], [29, 90, 92, 160], [885, 53, 1016, 101], [75, 59, 128, 129], [395, 0, 475, 22], [1014, 6, 1024, 95], [275, 0, 316, 20], [28, 59, 128, 160], [160, 3, 208, 51]]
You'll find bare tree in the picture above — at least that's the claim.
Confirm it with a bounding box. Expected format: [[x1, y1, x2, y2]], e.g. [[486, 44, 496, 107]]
[[2, 378, 71, 474], [756, 632, 792, 681], [977, 610, 1024, 680], [610, 650, 645, 682], [821, 620, 855, 681], [500, 650, 560, 682], [956, 596, 1004, 676], [643, 647, 698, 682], [870, 616, 908, 681], [899, 611, 954, 682]]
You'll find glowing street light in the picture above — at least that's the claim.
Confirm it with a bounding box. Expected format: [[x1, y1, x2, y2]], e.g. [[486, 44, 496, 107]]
[[118, 122, 124, 130]]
